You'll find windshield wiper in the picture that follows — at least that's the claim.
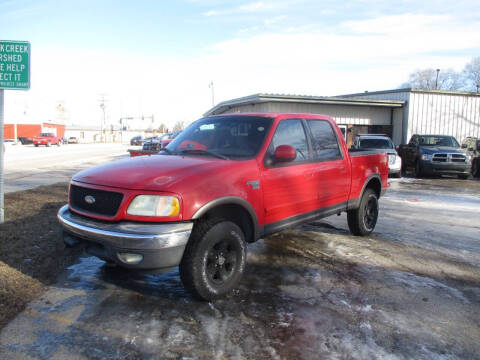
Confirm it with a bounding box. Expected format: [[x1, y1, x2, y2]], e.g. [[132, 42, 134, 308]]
[[180, 149, 229, 160]]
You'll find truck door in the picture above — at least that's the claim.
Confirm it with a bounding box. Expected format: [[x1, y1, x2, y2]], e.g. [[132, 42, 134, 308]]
[[261, 119, 318, 224], [306, 119, 350, 206]]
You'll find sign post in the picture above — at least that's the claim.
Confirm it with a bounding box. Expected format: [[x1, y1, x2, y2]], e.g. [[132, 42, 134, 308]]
[[0, 40, 30, 223]]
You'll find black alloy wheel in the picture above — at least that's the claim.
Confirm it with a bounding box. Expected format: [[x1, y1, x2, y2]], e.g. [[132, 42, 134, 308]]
[[415, 160, 423, 178], [363, 194, 379, 232], [205, 238, 238, 286], [347, 188, 379, 236], [180, 219, 246, 301], [473, 159, 480, 178]]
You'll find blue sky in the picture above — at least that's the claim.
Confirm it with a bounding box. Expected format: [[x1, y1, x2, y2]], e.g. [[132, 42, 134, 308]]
[[1, 0, 480, 127]]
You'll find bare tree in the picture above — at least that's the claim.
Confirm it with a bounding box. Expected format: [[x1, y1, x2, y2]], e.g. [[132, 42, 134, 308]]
[[172, 120, 185, 132], [463, 57, 480, 92], [158, 123, 168, 133], [401, 68, 462, 90]]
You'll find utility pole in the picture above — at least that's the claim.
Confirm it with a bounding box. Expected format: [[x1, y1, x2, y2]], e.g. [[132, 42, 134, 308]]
[[209, 81, 215, 107], [435, 69, 440, 90], [99, 94, 107, 142]]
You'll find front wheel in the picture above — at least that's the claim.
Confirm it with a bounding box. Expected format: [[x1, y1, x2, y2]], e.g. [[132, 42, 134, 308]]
[[180, 219, 246, 301], [414, 161, 423, 178], [472, 159, 480, 178], [347, 188, 379, 236]]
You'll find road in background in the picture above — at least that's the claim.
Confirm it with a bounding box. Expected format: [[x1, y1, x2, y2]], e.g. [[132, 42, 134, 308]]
[[3, 143, 133, 193], [1, 177, 479, 359]]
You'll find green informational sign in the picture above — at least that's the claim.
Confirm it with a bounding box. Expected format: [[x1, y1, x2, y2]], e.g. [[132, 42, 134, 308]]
[[0, 40, 30, 90]]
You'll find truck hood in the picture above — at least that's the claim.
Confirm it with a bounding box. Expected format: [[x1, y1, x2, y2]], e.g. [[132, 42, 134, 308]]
[[72, 154, 236, 192], [420, 146, 466, 154]]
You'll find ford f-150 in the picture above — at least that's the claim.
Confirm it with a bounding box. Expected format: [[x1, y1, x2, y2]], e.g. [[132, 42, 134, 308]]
[[58, 113, 389, 300]]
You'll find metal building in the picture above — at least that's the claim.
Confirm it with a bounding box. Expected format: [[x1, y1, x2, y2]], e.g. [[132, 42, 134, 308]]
[[205, 89, 480, 146], [205, 93, 404, 147], [340, 89, 480, 145]]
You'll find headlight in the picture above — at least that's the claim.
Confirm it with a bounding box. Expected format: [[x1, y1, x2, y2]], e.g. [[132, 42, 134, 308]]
[[127, 195, 180, 217], [466, 154, 472, 162], [421, 154, 432, 161]]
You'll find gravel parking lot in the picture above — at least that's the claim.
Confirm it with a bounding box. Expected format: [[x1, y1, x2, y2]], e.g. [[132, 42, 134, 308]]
[[0, 177, 479, 360]]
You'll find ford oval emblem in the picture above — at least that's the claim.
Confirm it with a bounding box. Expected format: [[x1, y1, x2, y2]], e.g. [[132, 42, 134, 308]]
[[84, 195, 96, 204]]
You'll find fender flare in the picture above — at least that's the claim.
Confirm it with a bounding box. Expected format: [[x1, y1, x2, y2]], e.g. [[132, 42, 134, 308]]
[[192, 196, 261, 240], [347, 174, 382, 210]]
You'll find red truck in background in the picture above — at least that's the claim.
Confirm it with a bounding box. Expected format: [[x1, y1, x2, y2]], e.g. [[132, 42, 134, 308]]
[[58, 113, 389, 300], [33, 133, 62, 147]]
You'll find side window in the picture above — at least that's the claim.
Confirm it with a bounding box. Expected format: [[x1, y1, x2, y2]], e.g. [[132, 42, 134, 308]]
[[307, 120, 342, 161], [266, 119, 310, 165]]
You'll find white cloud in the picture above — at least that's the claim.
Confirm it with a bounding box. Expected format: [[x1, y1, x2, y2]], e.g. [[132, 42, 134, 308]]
[[4, 12, 479, 129], [203, 1, 289, 17]]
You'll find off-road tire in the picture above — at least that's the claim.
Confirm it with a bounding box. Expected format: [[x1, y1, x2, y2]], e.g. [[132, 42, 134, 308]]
[[347, 188, 379, 236], [472, 158, 480, 178], [180, 218, 247, 301], [414, 160, 423, 178]]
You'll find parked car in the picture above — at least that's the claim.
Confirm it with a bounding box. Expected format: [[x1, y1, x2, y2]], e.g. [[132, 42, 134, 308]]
[[398, 134, 472, 179], [160, 131, 181, 149], [33, 133, 62, 147], [142, 137, 160, 151], [353, 134, 401, 177], [67, 137, 79, 144], [127, 137, 161, 157], [130, 136, 143, 146], [461, 137, 480, 178], [58, 113, 389, 300]]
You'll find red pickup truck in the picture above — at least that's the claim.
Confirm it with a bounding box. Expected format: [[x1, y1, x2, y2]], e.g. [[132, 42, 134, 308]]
[[33, 133, 62, 147], [58, 113, 388, 300]]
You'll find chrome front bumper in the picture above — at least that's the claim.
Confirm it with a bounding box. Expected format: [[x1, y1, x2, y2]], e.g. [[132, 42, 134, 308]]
[[57, 205, 193, 270]]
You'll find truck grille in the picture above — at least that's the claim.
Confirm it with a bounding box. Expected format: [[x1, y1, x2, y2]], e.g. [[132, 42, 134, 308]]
[[70, 185, 123, 217], [432, 154, 466, 163]]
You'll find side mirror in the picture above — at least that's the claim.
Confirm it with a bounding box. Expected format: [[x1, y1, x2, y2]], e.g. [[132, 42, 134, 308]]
[[461, 144, 467, 149], [274, 145, 296, 163]]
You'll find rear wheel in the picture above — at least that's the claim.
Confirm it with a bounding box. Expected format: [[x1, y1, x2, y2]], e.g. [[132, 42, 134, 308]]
[[472, 158, 480, 178], [414, 160, 423, 178], [347, 188, 379, 236], [458, 174, 469, 180], [180, 219, 246, 301]]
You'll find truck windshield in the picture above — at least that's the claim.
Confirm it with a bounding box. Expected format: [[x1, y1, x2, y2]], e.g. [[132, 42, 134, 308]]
[[359, 138, 393, 149], [165, 115, 273, 160], [419, 136, 459, 147]]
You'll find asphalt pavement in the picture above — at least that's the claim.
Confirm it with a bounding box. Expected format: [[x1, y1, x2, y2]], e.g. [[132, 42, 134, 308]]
[[3, 143, 132, 193], [1, 177, 479, 359]]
